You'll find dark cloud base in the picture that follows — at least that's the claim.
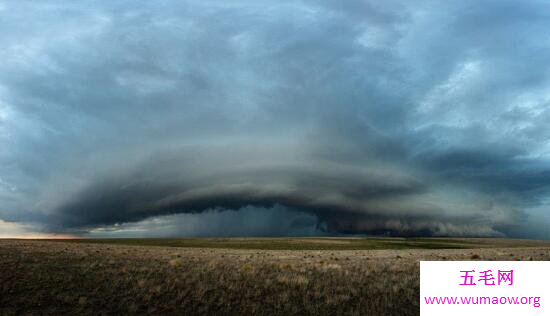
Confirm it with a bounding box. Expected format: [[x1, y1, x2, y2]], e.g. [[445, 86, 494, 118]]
[[85, 205, 325, 238], [50, 150, 524, 237]]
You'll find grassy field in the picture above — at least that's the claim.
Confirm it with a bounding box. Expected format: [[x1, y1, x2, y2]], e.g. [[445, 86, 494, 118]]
[[1, 238, 549, 315], [55, 236, 550, 250]]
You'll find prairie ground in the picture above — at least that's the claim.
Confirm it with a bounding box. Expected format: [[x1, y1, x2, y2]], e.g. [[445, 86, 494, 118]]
[[0, 238, 549, 315]]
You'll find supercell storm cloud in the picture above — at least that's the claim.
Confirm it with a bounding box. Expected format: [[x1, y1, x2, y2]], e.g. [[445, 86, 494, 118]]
[[1, 0, 550, 238]]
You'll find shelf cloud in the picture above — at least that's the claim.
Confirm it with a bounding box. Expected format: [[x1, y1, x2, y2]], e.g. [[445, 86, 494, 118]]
[[1, 0, 550, 238]]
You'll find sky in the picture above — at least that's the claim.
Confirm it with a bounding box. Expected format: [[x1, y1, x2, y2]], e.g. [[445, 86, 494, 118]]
[[1, 0, 550, 239]]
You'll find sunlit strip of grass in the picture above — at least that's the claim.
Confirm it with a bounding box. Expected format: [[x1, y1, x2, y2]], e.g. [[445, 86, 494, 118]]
[[51, 237, 474, 250]]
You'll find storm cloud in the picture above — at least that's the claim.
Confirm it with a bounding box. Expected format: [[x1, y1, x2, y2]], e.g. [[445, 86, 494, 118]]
[[1, 0, 550, 237]]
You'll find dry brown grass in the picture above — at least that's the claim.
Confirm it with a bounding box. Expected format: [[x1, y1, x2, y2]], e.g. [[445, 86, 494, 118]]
[[0, 239, 549, 315]]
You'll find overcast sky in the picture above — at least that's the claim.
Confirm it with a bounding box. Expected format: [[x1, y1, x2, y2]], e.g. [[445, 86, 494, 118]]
[[1, 0, 550, 239]]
